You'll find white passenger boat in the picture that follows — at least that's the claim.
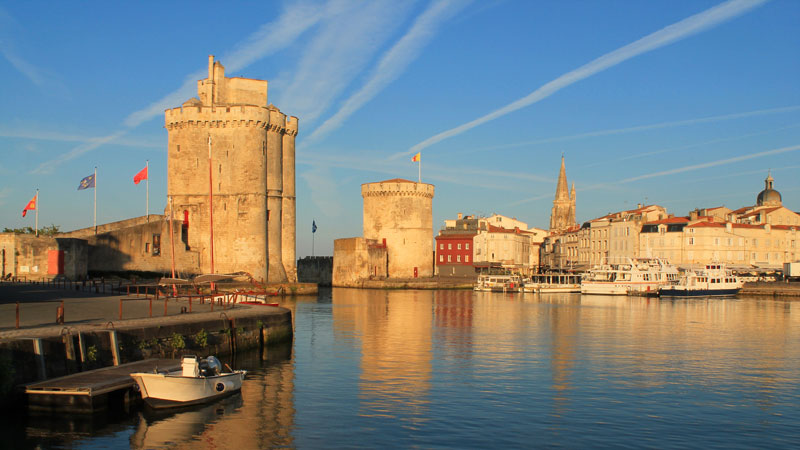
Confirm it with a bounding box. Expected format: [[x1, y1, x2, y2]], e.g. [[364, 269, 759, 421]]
[[474, 274, 523, 292], [524, 273, 581, 293], [659, 263, 743, 297], [131, 356, 246, 409], [580, 257, 679, 296]]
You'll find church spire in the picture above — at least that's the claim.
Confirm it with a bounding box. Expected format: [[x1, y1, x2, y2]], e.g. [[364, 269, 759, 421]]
[[554, 155, 569, 201]]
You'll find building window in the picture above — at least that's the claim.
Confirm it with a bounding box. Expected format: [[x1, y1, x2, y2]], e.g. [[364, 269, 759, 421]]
[[447, 255, 451, 262], [466, 255, 470, 263], [688, 238, 694, 245], [457, 243, 462, 250], [457, 255, 461, 262], [145, 242, 150, 253], [448, 243, 452, 250], [439, 255, 443, 262], [466, 243, 470, 250], [440, 243, 444, 250], [152, 234, 161, 256]]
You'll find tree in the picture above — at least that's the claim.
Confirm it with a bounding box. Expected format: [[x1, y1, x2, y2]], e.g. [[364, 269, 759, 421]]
[[2, 224, 60, 236]]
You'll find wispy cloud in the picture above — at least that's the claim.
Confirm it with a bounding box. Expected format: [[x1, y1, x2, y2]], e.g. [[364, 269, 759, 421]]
[[396, 0, 768, 159], [277, 1, 412, 126], [0, 6, 63, 91], [32, 131, 129, 174], [306, 0, 470, 143], [463, 105, 800, 154], [618, 122, 800, 161], [620, 143, 800, 183], [0, 128, 162, 149], [34, 1, 335, 174], [123, 2, 329, 128]]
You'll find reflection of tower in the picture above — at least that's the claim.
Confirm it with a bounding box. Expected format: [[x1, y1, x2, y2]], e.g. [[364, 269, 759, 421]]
[[332, 289, 432, 413], [165, 56, 298, 282], [362, 179, 435, 278], [549, 156, 576, 232]]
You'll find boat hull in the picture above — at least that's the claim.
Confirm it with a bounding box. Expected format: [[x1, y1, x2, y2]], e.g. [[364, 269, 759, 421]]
[[131, 371, 246, 409], [659, 288, 740, 297]]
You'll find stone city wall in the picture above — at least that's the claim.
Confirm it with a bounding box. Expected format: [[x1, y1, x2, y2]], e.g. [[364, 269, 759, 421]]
[[332, 238, 388, 287]]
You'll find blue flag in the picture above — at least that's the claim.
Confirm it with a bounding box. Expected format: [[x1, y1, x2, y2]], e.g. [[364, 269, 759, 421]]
[[78, 174, 95, 190], [312, 220, 317, 233]]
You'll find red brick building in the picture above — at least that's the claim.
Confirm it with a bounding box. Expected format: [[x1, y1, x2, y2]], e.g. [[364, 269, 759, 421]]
[[435, 234, 475, 277]]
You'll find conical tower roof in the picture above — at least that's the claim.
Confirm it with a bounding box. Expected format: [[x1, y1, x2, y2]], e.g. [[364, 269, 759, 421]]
[[554, 156, 569, 201]]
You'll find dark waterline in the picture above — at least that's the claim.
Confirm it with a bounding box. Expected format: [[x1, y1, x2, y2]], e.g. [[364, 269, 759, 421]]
[[6, 289, 800, 449]]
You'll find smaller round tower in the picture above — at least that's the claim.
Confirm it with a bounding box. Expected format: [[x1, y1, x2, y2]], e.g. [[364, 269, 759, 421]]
[[361, 179, 435, 278]]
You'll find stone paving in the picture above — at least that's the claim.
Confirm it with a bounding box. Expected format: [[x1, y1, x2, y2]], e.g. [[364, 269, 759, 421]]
[[0, 282, 283, 340]]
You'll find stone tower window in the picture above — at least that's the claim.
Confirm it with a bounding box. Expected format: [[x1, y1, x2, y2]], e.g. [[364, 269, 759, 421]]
[[177, 145, 180, 153]]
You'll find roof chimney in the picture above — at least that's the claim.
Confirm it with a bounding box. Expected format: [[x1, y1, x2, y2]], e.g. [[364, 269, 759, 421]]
[[457, 213, 463, 220]]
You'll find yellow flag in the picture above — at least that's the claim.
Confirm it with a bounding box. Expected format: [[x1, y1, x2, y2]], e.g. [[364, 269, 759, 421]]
[[412, 152, 420, 162]]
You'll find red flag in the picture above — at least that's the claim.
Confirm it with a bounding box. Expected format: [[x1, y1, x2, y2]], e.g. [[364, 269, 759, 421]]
[[133, 166, 148, 184], [22, 195, 37, 217]]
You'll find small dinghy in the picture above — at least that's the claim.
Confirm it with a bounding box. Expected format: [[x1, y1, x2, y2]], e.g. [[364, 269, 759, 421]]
[[131, 356, 246, 409]]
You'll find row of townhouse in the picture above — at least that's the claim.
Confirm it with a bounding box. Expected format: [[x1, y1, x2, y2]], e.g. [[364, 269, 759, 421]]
[[435, 214, 547, 277], [541, 174, 800, 271]]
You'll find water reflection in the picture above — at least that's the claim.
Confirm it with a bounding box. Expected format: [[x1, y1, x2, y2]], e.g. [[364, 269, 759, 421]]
[[10, 290, 800, 448]]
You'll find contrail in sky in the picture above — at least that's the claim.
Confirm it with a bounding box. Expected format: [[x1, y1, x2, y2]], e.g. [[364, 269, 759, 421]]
[[32, 2, 332, 174], [620, 143, 800, 183], [305, 0, 471, 143], [395, 0, 769, 159], [466, 105, 800, 153]]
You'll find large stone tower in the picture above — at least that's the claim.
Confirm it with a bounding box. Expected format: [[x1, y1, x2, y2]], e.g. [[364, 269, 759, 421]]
[[549, 156, 576, 232], [165, 56, 298, 282], [362, 179, 435, 278]]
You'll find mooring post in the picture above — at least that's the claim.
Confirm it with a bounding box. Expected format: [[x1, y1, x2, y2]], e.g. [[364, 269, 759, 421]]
[[56, 301, 65, 324], [108, 330, 120, 366], [32, 338, 46, 380], [78, 332, 86, 365]]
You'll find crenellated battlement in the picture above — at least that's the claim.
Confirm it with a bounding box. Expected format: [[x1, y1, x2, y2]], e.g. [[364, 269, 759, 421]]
[[165, 104, 295, 133], [361, 180, 435, 199]]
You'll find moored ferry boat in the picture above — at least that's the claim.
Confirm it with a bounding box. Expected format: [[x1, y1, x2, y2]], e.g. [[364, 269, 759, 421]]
[[659, 263, 743, 297], [474, 274, 523, 293], [580, 257, 680, 296], [524, 273, 581, 293]]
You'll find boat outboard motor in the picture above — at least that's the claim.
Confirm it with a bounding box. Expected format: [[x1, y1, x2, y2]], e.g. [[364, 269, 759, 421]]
[[200, 356, 222, 376]]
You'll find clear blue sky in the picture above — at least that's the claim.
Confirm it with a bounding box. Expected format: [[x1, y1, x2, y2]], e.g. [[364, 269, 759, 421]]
[[1, 0, 799, 257]]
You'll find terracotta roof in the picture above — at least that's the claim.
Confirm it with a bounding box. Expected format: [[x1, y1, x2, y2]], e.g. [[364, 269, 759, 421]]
[[687, 222, 724, 228], [378, 178, 415, 183], [732, 207, 751, 214], [706, 206, 727, 211], [435, 234, 475, 240], [643, 216, 690, 225]]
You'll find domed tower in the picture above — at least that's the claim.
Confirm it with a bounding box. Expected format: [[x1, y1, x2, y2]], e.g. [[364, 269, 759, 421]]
[[361, 179, 435, 278], [165, 56, 298, 282], [756, 172, 782, 207]]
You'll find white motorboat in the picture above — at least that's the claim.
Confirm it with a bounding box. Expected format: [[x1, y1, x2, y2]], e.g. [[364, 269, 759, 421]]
[[130, 356, 246, 409], [474, 274, 523, 292], [580, 257, 680, 296], [659, 263, 743, 297]]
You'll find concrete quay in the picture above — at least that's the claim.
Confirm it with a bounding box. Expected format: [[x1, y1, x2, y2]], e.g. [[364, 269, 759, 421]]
[[335, 277, 474, 290], [739, 281, 800, 297], [0, 283, 293, 408]]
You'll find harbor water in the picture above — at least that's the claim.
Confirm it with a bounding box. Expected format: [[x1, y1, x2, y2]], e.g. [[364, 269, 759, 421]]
[[7, 288, 800, 448]]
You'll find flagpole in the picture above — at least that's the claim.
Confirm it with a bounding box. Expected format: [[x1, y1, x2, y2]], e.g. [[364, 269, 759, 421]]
[[169, 196, 177, 296], [312, 222, 315, 257], [94, 166, 97, 234], [35, 189, 39, 237], [419, 158, 421, 183], [208, 135, 215, 288], [146, 160, 149, 222]]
